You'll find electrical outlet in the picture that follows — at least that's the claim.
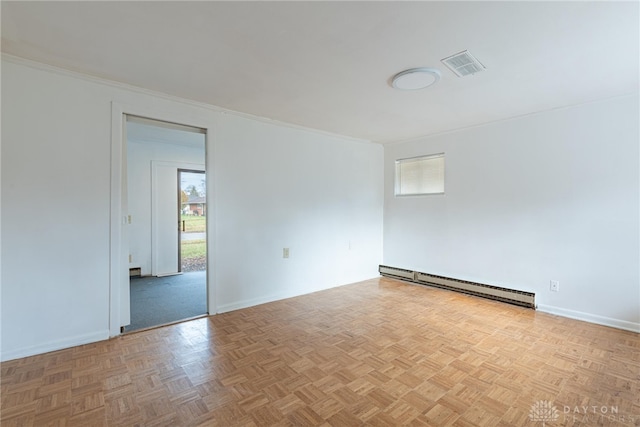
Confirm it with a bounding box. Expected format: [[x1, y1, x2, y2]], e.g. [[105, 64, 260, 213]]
[[550, 280, 560, 292], [283, 248, 290, 259]]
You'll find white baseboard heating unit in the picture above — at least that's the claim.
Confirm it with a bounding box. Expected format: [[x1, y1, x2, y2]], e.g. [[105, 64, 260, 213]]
[[379, 265, 535, 309]]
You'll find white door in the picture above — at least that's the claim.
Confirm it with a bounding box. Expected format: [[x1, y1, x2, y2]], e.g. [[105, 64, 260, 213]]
[[152, 162, 180, 276]]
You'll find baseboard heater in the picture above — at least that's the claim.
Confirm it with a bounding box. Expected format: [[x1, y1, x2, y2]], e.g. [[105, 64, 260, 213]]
[[379, 265, 535, 309]]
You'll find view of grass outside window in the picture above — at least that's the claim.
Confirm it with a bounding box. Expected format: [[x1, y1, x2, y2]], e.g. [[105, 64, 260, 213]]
[[180, 172, 206, 272], [181, 215, 205, 269]]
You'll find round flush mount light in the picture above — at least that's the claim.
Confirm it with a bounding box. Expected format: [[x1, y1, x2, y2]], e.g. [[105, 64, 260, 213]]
[[391, 67, 441, 90]]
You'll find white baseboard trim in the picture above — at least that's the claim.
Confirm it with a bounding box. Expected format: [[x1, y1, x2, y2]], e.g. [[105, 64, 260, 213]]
[[216, 282, 356, 314], [537, 304, 640, 333], [216, 293, 292, 314], [1, 330, 110, 362]]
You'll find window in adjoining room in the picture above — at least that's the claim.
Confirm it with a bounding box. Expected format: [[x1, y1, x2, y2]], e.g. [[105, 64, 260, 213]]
[[395, 153, 445, 196]]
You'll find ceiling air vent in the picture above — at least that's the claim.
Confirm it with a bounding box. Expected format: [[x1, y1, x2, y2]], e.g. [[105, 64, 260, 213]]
[[441, 50, 486, 77]]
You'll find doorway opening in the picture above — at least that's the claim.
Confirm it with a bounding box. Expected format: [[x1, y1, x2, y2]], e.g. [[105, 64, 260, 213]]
[[124, 116, 207, 332], [179, 170, 207, 273]]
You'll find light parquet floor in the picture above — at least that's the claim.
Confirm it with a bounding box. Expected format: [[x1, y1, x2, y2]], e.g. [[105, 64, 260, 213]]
[[2, 277, 639, 426]]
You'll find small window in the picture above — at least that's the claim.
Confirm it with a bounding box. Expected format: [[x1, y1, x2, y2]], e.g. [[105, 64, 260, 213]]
[[395, 153, 445, 196]]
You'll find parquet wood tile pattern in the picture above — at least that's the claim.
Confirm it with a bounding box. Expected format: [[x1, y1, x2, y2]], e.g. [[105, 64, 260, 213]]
[[2, 277, 639, 426]]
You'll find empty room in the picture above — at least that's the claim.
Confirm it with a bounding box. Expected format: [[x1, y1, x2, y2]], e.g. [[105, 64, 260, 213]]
[[1, 2, 638, 426]]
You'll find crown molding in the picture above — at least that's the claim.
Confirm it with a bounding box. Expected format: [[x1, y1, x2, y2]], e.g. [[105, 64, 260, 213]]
[[1, 53, 374, 145], [382, 91, 639, 146]]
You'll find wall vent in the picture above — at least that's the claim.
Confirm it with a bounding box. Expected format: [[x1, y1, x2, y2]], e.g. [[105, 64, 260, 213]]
[[378, 265, 535, 309], [441, 50, 486, 77]]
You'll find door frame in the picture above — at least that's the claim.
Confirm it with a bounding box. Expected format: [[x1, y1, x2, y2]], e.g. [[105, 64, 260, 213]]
[[151, 162, 205, 276], [109, 101, 216, 337]]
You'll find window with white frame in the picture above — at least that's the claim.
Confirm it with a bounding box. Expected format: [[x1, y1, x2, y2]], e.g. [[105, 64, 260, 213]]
[[395, 153, 445, 196]]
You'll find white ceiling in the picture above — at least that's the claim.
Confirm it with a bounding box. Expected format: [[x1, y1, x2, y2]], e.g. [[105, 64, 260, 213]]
[[2, 1, 638, 143]]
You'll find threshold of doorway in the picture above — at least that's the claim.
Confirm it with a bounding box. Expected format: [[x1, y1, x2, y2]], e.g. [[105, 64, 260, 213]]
[[121, 314, 210, 335]]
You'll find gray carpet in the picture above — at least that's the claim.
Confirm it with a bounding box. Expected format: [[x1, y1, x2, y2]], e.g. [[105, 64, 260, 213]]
[[126, 272, 207, 332]]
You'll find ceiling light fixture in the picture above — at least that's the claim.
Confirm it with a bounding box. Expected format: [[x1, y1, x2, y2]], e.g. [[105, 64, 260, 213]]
[[391, 67, 441, 90]]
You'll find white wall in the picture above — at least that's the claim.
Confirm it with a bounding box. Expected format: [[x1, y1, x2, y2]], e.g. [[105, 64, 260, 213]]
[[2, 60, 114, 360], [127, 138, 205, 275], [0, 57, 383, 361], [213, 114, 383, 312], [384, 95, 640, 331]]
